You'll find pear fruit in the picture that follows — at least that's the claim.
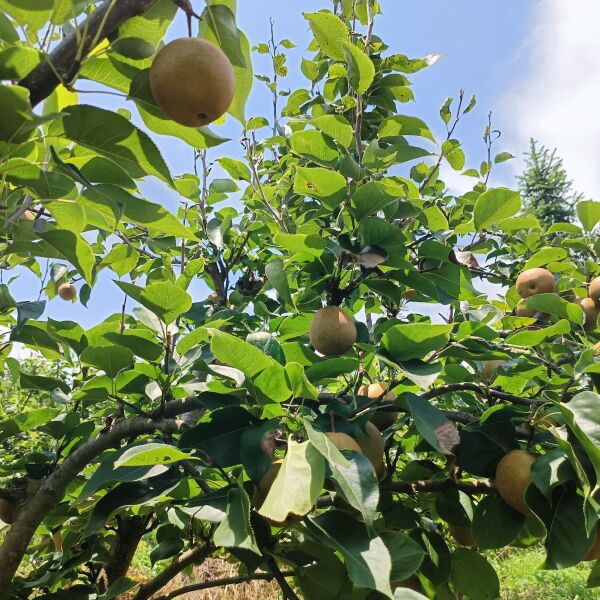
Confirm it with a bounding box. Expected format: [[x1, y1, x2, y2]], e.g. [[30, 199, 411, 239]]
[[481, 359, 504, 381], [149, 37, 235, 127], [358, 383, 399, 430], [0, 498, 14, 524], [516, 268, 555, 298], [355, 421, 385, 478], [578, 297, 599, 332], [588, 277, 600, 308], [325, 432, 363, 454], [515, 301, 537, 318], [449, 524, 477, 548], [253, 459, 300, 527], [495, 449, 537, 515], [309, 306, 356, 356], [57, 283, 77, 301], [585, 529, 600, 561]]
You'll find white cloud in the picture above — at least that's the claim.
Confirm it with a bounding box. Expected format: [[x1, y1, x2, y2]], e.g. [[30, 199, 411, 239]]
[[500, 0, 600, 200]]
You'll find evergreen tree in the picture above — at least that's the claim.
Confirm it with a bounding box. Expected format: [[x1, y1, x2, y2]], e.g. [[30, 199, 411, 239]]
[[518, 138, 580, 226]]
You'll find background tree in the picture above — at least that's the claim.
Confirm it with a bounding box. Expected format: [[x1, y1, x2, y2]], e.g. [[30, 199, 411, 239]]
[[0, 1, 600, 599], [517, 138, 580, 226]]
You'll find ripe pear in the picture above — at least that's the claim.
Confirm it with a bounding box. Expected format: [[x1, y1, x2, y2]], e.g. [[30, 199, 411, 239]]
[[578, 297, 600, 332], [0, 498, 14, 524], [253, 459, 301, 527], [403, 288, 417, 301], [392, 575, 423, 593], [355, 422, 385, 479], [149, 37, 235, 127], [481, 359, 504, 381], [57, 283, 77, 301], [358, 383, 399, 430], [515, 301, 537, 318], [589, 277, 600, 308], [448, 524, 477, 548], [325, 431, 363, 454], [585, 529, 600, 561], [309, 306, 357, 356], [495, 449, 537, 515], [21, 210, 35, 221], [516, 268, 556, 298]]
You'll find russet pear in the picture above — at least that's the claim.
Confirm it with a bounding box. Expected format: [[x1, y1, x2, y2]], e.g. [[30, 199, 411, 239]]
[[516, 268, 555, 298], [309, 306, 356, 356]]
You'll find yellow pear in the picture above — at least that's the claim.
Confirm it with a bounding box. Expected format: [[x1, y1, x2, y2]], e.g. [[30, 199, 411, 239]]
[[355, 422, 385, 479], [516, 268, 556, 298], [495, 449, 537, 515], [358, 383, 399, 430], [149, 37, 235, 127], [309, 306, 356, 356], [57, 283, 77, 301]]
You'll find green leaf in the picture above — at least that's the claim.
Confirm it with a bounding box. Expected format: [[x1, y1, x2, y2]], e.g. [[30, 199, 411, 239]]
[[0, 0, 53, 32], [351, 181, 402, 220], [19, 373, 69, 394], [523, 294, 584, 325], [201, 4, 246, 67], [450, 548, 499, 599], [523, 247, 568, 269], [381, 531, 425, 582], [274, 232, 327, 258], [48, 105, 173, 184], [472, 494, 524, 549], [115, 281, 192, 326], [76, 445, 170, 504], [265, 256, 293, 307], [115, 443, 193, 467], [214, 478, 260, 554], [344, 41, 375, 94], [530, 448, 576, 500], [379, 115, 435, 142], [84, 469, 181, 537], [0, 408, 60, 444], [556, 391, 600, 482], [294, 166, 347, 209], [304, 11, 350, 61], [405, 393, 460, 455], [307, 510, 393, 598], [290, 129, 339, 164], [381, 323, 453, 362], [285, 362, 318, 400], [577, 200, 600, 232], [473, 188, 521, 231], [0, 85, 57, 143], [80, 345, 134, 379], [505, 319, 571, 347], [218, 157, 251, 182], [0, 46, 42, 79], [240, 420, 279, 484], [442, 139, 465, 170], [258, 438, 325, 522], [38, 229, 96, 285], [179, 406, 254, 467], [210, 330, 291, 402], [310, 114, 354, 148]]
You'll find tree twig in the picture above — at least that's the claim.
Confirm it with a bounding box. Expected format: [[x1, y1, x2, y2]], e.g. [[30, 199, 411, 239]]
[[19, 0, 158, 107]]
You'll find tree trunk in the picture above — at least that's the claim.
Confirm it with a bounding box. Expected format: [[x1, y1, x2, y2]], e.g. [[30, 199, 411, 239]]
[[99, 515, 149, 591]]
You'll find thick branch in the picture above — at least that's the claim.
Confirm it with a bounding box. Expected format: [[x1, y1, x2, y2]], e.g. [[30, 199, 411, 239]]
[[153, 570, 296, 600], [19, 0, 158, 107], [132, 543, 213, 600], [383, 478, 495, 495], [0, 417, 182, 589]]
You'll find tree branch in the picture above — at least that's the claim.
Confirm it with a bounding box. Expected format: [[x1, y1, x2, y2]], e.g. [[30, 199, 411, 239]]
[[0, 417, 183, 589], [19, 0, 158, 107], [382, 478, 495, 495], [132, 543, 213, 600], [153, 570, 296, 600]]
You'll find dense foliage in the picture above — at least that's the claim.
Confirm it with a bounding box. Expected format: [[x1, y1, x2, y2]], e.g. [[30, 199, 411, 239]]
[[1, 1, 600, 599]]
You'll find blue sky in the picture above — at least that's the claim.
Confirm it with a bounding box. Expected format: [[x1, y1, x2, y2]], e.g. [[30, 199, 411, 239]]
[[8, 0, 600, 329]]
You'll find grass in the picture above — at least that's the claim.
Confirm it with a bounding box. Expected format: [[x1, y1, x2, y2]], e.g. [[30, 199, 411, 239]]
[[493, 547, 598, 600]]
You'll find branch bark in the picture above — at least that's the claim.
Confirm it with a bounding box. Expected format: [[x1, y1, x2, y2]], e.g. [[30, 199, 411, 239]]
[[19, 0, 158, 108], [153, 570, 296, 600], [383, 478, 495, 495], [132, 543, 213, 600], [0, 417, 182, 589]]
